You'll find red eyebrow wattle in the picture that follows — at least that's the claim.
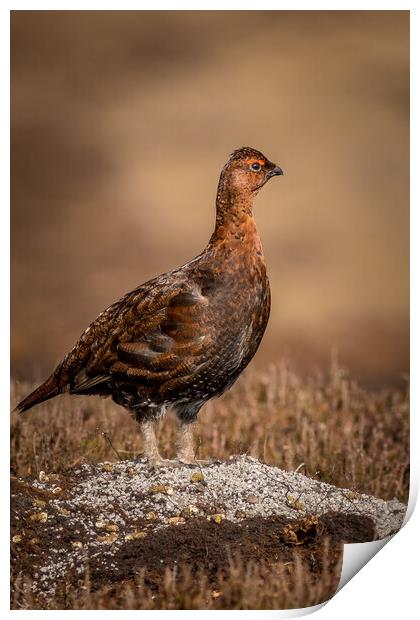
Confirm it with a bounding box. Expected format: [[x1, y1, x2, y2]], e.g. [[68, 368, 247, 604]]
[[246, 158, 265, 166]]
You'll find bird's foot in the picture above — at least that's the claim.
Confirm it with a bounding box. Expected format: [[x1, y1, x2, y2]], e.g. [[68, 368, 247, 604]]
[[176, 457, 219, 467], [146, 457, 183, 469]]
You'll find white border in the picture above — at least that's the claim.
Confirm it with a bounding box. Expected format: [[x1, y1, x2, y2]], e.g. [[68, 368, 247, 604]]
[[4, 3, 415, 618]]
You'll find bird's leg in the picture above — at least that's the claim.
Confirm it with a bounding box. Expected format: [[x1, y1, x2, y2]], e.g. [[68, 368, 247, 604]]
[[140, 419, 180, 468], [140, 419, 161, 460], [176, 420, 196, 463], [176, 420, 214, 466]]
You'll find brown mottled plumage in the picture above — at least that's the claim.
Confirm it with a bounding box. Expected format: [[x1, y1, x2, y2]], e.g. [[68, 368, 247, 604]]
[[14, 147, 283, 466]]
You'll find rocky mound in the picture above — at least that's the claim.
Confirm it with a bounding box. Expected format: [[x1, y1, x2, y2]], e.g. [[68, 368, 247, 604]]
[[11, 456, 406, 602]]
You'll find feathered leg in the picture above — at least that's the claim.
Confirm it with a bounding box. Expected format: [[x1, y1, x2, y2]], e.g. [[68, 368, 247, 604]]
[[133, 407, 178, 468], [175, 419, 215, 465], [174, 401, 216, 465], [140, 419, 183, 468], [176, 420, 196, 463]]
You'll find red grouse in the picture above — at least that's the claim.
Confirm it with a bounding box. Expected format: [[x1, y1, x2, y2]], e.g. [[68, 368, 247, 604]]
[[14, 147, 283, 466]]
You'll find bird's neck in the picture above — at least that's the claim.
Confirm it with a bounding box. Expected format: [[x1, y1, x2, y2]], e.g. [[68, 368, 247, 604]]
[[209, 182, 261, 253]]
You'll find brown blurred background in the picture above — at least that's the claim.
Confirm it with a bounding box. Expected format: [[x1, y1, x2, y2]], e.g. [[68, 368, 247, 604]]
[[11, 11, 409, 387]]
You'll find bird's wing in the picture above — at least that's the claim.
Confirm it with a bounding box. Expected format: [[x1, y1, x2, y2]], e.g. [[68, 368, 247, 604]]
[[69, 285, 212, 397]]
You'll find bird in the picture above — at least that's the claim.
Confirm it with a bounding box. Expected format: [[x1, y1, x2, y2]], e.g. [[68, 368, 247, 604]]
[[14, 147, 283, 467]]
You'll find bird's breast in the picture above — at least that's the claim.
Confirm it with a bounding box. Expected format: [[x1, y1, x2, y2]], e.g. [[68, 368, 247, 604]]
[[196, 248, 270, 374]]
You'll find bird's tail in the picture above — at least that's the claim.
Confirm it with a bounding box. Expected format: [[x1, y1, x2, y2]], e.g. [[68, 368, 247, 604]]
[[13, 375, 62, 414]]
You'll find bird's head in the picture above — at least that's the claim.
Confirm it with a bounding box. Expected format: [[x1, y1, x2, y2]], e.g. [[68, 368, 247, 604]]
[[219, 147, 284, 199]]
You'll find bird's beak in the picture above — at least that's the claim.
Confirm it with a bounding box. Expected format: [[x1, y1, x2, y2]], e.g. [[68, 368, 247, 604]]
[[268, 166, 284, 178]]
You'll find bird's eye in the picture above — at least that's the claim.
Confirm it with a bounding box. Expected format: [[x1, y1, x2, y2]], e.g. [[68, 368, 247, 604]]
[[250, 162, 261, 172]]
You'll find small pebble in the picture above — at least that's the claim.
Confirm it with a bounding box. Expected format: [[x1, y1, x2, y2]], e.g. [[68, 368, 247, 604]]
[[32, 499, 47, 508], [209, 513, 225, 524], [29, 512, 48, 523], [166, 516, 186, 525], [125, 530, 147, 541], [181, 505, 199, 518], [96, 533, 118, 544], [286, 495, 305, 511], [148, 484, 173, 495], [245, 494, 259, 504], [56, 507, 71, 517], [190, 472, 205, 483]]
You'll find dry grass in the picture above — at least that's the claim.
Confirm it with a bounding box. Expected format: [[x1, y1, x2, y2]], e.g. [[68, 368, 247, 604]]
[[11, 358, 409, 502], [12, 543, 340, 610], [10, 359, 409, 609]]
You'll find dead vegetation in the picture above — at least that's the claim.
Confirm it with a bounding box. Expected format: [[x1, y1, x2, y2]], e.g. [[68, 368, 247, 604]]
[[11, 359, 409, 501], [10, 360, 409, 609], [12, 542, 342, 610]]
